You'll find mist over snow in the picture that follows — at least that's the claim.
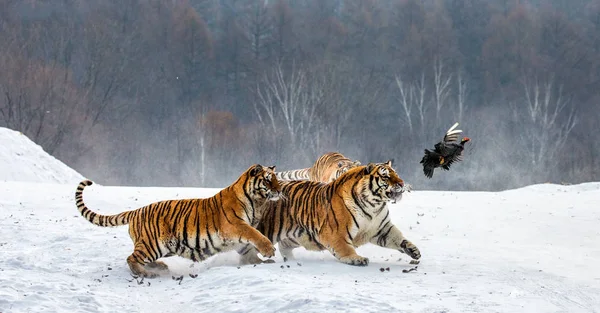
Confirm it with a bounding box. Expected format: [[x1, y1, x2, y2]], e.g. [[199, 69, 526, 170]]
[[1, 127, 600, 313], [0, 127, 84, 184]]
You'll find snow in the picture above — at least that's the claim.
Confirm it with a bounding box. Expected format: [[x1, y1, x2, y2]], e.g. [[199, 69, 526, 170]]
[[0, 127, 84, 184], [1, 128, 600, 313]]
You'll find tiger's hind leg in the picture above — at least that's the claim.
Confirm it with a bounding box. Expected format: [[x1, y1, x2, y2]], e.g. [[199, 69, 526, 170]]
[[126, 243, 167, 278], [279, 239, 300, 262], [145, 252, 174, 271], [127, 254, 159, 278]]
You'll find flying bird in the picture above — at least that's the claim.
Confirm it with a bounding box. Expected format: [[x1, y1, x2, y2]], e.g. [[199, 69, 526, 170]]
[[420, 122, 471, 179]]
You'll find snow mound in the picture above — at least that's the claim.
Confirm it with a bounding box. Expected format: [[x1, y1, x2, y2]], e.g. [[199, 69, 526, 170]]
[[503, 182, 600, 194], [0, 127, 84, 184]]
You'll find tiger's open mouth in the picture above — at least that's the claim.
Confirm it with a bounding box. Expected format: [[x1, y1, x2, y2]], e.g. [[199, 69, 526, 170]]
[[387, 183, 411, 203], [386, 190, 403, 202]]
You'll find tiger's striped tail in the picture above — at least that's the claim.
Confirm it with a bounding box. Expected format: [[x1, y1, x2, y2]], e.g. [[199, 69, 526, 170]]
[[75, 180, 132, 227], [275, 168, 311, 181]]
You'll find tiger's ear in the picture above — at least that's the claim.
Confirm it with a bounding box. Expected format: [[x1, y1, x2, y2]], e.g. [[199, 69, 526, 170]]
[[386, 159, 394, 167], [267, 165, 276, 172], [364, 163, 375, 174], [354, 160, 361, 166], [250, 164, 263, 176]]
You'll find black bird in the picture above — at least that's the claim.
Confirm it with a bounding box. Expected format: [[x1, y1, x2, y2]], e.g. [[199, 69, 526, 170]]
[[420, 122, 471, 179]]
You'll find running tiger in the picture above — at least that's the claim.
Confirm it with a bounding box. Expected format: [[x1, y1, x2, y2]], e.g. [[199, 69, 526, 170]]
[[75, 164, 281, 278], [240, 161, 420, 266], [275, 152, 361, 183]]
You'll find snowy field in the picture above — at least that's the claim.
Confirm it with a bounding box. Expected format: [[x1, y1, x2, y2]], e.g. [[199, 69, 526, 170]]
[[1, 127, 599, 313]]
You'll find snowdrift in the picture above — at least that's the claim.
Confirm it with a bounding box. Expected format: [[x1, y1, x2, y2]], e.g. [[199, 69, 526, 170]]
[[0, 127, 84, 184], [0, 181, 599, 312]]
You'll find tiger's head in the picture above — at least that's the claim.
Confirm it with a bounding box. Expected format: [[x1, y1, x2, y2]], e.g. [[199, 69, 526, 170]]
[[360, 160, 406, 203], [247, 164, 282, 202]]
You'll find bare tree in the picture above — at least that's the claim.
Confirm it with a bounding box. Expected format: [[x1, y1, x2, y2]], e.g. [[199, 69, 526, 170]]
[[455, 70, 468, 123], [433, 57, 452, 124], [79, 6, 135, 129], [395, 75, 413, 133], [312, 59, 384, 151], [241, 0, 273, 64], [513, 76, 578, 170], [254, 62, 325, 162], [167, 2, 214, 107], [396, 62, 470, 141], [395, 73, 426, 135], [0, 55, 84, 154], [269, 0, 295, 64], [191, 104, 211, 187]]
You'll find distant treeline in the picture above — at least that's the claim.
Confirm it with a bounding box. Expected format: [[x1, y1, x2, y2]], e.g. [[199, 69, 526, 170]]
[[1, 0, 599, 190]]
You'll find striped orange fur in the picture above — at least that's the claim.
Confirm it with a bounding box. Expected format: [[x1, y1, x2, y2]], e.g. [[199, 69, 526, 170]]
[[241, 161, 421, 266], [75, 164, 281, 278], [275, 152, 361, 183]]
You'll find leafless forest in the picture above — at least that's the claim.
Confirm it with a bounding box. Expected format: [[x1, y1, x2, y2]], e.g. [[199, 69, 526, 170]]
[[1, 0, 599, 190]]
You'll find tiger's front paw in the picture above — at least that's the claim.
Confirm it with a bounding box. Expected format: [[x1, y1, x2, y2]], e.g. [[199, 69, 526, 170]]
[[257, 241, 276, 258], [339, 255, 369, 266], [400, 240, 421, 260]]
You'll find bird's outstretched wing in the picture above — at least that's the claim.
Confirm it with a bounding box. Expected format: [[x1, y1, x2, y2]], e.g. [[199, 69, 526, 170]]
[[423, 166, 434, 178], [420, 149, 438, 178], [443, 122, 462, 143], [434, 122, 463, 155], [441, 156, 458, 171], [442, 146, 466, 171]]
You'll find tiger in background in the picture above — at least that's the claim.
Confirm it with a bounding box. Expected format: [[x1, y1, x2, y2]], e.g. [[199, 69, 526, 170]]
[[275, 152, 361, 183], [75, 164, 282, 278], [239, 160, 421, 267]]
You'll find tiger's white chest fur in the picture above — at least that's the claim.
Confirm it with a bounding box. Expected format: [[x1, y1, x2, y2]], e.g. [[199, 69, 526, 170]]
[[348, 201, 391, 247]]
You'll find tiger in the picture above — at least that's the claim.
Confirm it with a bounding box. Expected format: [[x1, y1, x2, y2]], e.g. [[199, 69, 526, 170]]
[[239, 160, 421, 267], [275, 152, 362, 183], [75, 164, 282, 278]]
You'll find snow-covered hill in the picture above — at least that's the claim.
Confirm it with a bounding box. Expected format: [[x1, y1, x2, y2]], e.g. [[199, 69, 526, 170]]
[[0, 127, 599, 313], [0, 127, 84, 184]]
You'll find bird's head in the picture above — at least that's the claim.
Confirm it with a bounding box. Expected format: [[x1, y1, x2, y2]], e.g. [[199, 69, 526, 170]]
[[461, 137, 471, 145]]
